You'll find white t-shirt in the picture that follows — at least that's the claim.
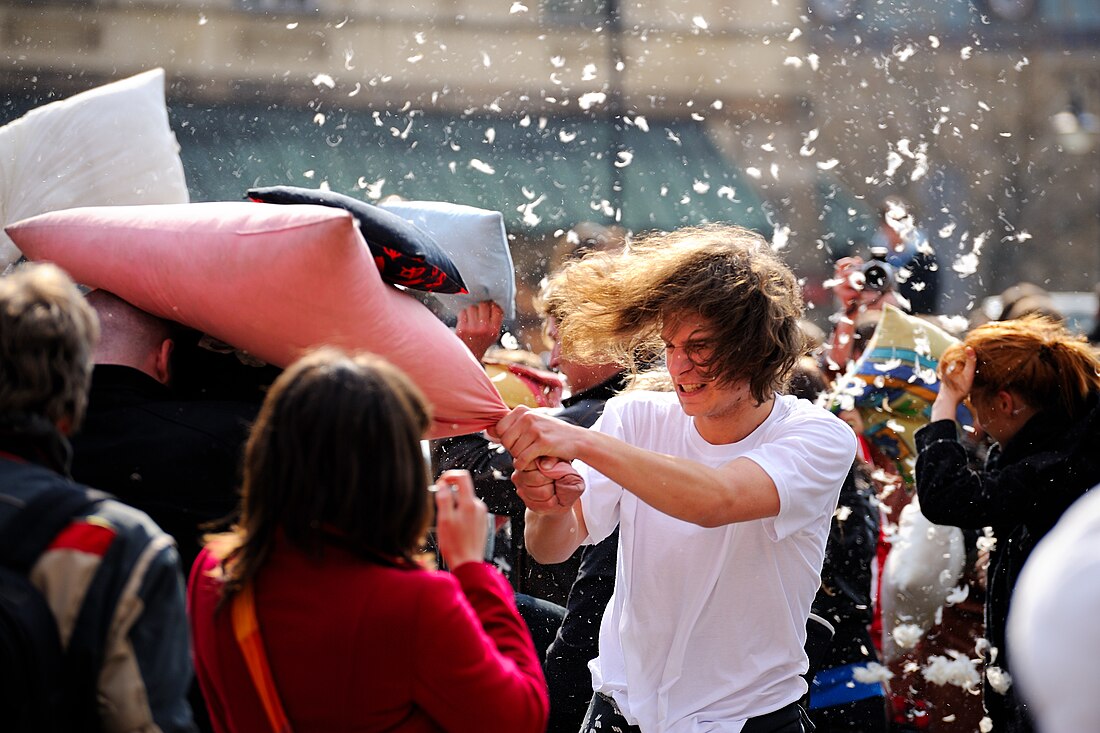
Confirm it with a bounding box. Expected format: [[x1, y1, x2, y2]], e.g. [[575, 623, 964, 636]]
[[578, 391, 857, 733]]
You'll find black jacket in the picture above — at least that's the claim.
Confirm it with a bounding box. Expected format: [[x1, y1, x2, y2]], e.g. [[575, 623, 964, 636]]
[[69, 365, 257, 573], [813, 462, 879, 668], [915, 390, 1100, 733]]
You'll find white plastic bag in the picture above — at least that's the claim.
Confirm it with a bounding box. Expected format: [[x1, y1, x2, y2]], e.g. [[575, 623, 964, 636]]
[[0, 68, 189, 269], [881, 496, 966, 654]]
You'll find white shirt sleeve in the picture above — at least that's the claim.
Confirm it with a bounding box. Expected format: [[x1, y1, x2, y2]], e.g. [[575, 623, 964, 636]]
[[576, 404, 627, 546], [745, 408, 857, 541]]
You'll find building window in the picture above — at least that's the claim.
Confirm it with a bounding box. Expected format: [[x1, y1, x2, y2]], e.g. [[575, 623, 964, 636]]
[[236, 0, 317, 14], [542, 0, 612, 26], [973, 0, 1038, 22]]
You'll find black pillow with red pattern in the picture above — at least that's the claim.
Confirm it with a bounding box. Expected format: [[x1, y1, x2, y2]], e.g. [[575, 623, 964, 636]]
[[246, 186, 467, 294]]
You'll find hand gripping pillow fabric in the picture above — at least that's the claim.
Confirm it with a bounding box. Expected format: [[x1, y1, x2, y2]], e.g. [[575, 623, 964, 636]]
[[0, 68, 188, 270], [6, 202, 505, 439], [246, 186, 467, 295], [379, 200, 517, 321], [825, 304, 970, 486]]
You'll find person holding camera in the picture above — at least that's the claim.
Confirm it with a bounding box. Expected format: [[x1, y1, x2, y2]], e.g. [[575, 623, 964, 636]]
[[872, 195, 940, 315], [824, 247, 903, 377], [187, 348, 549, 733]]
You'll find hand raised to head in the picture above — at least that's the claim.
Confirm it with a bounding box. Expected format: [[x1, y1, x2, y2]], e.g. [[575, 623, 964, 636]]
[[939, 346, 977, 403]]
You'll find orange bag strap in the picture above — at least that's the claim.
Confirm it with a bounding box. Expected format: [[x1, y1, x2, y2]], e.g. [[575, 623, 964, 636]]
[[230, 584, 294, 733]]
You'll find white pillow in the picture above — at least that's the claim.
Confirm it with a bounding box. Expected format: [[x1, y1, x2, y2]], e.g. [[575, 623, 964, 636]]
[[0, 68, 189, 270], [380, 200, 517, 321]]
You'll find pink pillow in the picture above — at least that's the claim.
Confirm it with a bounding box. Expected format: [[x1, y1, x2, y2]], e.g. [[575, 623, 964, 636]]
[[6, 201, 507, 439]]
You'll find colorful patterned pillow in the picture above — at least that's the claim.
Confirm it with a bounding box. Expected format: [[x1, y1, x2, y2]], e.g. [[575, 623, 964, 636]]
[[827, 305, 971, 485]]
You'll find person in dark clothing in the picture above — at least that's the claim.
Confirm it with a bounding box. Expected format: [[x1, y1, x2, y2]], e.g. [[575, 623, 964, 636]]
[[69, 290, 257, 574], [871, 196, 939, 315], [808, 463, 888, 733], [68, 290, 257, 733], [916, 315, 1100, 733], [1088, 283, 1100, 346], [542, 526, 620, 733], [433, 370, 623, 603], [536, 379, 626, 733], [0, 263, 195, 733], [435, 277, 627, 733], [70, 365, 256, 570], [788, 357, 888, 732]]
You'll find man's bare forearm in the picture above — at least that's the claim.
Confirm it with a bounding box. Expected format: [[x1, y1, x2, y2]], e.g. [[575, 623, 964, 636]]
[[524, 506, 585, 564], [572, 430, 780, 528]]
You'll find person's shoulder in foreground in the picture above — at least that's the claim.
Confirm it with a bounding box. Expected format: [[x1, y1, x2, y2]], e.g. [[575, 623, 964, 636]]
[[1009, 487, 1100, 733]]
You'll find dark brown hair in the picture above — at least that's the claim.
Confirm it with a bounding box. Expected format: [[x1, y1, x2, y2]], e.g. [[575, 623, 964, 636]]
[[550, 224, 806, 404], [941, 315, 1100, 420], [214, 348, 432, 602], [787, 355, 830, 402]]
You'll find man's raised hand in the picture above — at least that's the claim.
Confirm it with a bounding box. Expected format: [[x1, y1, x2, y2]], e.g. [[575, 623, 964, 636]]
[[494, 405, 583, 471], [492, 405, 586, 515]]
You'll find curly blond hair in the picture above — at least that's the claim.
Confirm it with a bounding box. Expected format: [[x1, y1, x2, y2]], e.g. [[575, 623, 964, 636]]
[[550, 224, 806, 404]]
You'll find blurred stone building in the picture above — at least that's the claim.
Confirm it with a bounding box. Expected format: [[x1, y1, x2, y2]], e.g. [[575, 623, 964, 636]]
[[1, 0, 1097, 335]]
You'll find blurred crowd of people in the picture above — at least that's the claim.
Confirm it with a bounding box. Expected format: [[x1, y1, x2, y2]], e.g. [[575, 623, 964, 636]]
[[1, 213, 1098, 733]]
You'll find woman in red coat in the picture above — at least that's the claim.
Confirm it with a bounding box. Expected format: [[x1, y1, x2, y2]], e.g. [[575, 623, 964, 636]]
[[188, 348, 548, 733]]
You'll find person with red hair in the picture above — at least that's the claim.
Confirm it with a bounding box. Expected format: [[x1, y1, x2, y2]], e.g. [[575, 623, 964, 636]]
[[916, 315, 1100, 733]]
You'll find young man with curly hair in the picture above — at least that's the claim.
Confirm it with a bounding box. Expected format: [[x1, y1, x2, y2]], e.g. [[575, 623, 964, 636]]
[[496, 225, 857, 733]]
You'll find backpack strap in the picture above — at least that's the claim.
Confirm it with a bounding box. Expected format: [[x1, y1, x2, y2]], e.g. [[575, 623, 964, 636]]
[[231, 583, 294, 733], [0, 476, 110, 733], [0, 484, 109, 574]]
